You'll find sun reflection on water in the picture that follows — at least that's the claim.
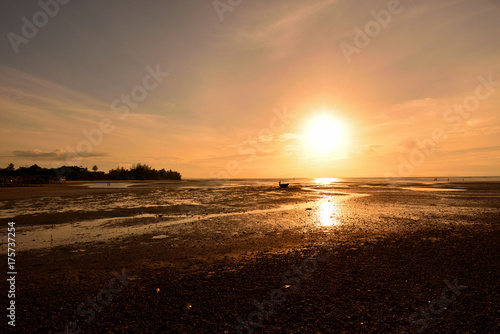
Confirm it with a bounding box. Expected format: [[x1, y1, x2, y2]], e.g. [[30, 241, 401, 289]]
[[314, 178, 340, 185], [317, 199, 340, 226]]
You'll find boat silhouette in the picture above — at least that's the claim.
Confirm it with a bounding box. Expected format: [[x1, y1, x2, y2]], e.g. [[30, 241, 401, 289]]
[[279, 180, 289, 188]]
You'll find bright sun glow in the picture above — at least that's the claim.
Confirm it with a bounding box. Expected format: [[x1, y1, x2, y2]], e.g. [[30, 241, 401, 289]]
[[303, 112, 349, 156]]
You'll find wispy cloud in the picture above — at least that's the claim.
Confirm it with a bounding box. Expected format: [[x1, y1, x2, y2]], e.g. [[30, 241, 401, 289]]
[[13, 149, 108, 159], [363, 144, 384, 155], [235, 0, 339, 58], [447, 145, 500, 155], [255, 132, 299, 143]]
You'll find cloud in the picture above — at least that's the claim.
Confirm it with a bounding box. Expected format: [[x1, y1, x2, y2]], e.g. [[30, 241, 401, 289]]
[[13, 149, 108, 159], [275, 133, 299, 142], [386, 98, 443, 124], [0, 66, 108, 113], [398, 138, 419, 150], [235, 0, 339, 58], [363, 144, 384, 155], [447, 145, 500, 155], [237, 132, 299, 149]]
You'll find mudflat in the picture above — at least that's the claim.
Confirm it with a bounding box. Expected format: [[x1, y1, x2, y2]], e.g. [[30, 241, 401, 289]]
[[1, 180, 499, 333]]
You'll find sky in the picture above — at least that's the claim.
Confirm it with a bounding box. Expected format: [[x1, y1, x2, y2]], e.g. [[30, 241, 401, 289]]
[[0, 0, 499, 178]]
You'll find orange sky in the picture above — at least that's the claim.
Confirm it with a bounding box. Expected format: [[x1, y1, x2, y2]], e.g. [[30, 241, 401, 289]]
[[1, 0, 499, 178]]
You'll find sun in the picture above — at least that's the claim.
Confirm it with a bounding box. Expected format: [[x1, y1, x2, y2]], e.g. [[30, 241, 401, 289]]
[[303, 112, 349, 156]]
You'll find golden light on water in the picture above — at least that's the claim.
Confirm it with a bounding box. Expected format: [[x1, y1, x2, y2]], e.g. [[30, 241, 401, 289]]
[[317, 199, 340, 227], [314, 178, 340, 185]]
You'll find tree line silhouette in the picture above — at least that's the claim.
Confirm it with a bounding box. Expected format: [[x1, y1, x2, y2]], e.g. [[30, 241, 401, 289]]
[[0, 163, 181, 185]]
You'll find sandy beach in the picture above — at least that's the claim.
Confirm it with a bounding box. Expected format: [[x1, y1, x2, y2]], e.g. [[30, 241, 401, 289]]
[[1, 179, 499, 333]]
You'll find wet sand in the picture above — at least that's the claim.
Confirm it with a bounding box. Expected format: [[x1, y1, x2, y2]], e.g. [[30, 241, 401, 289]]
[[1, 180, 499, 333]]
